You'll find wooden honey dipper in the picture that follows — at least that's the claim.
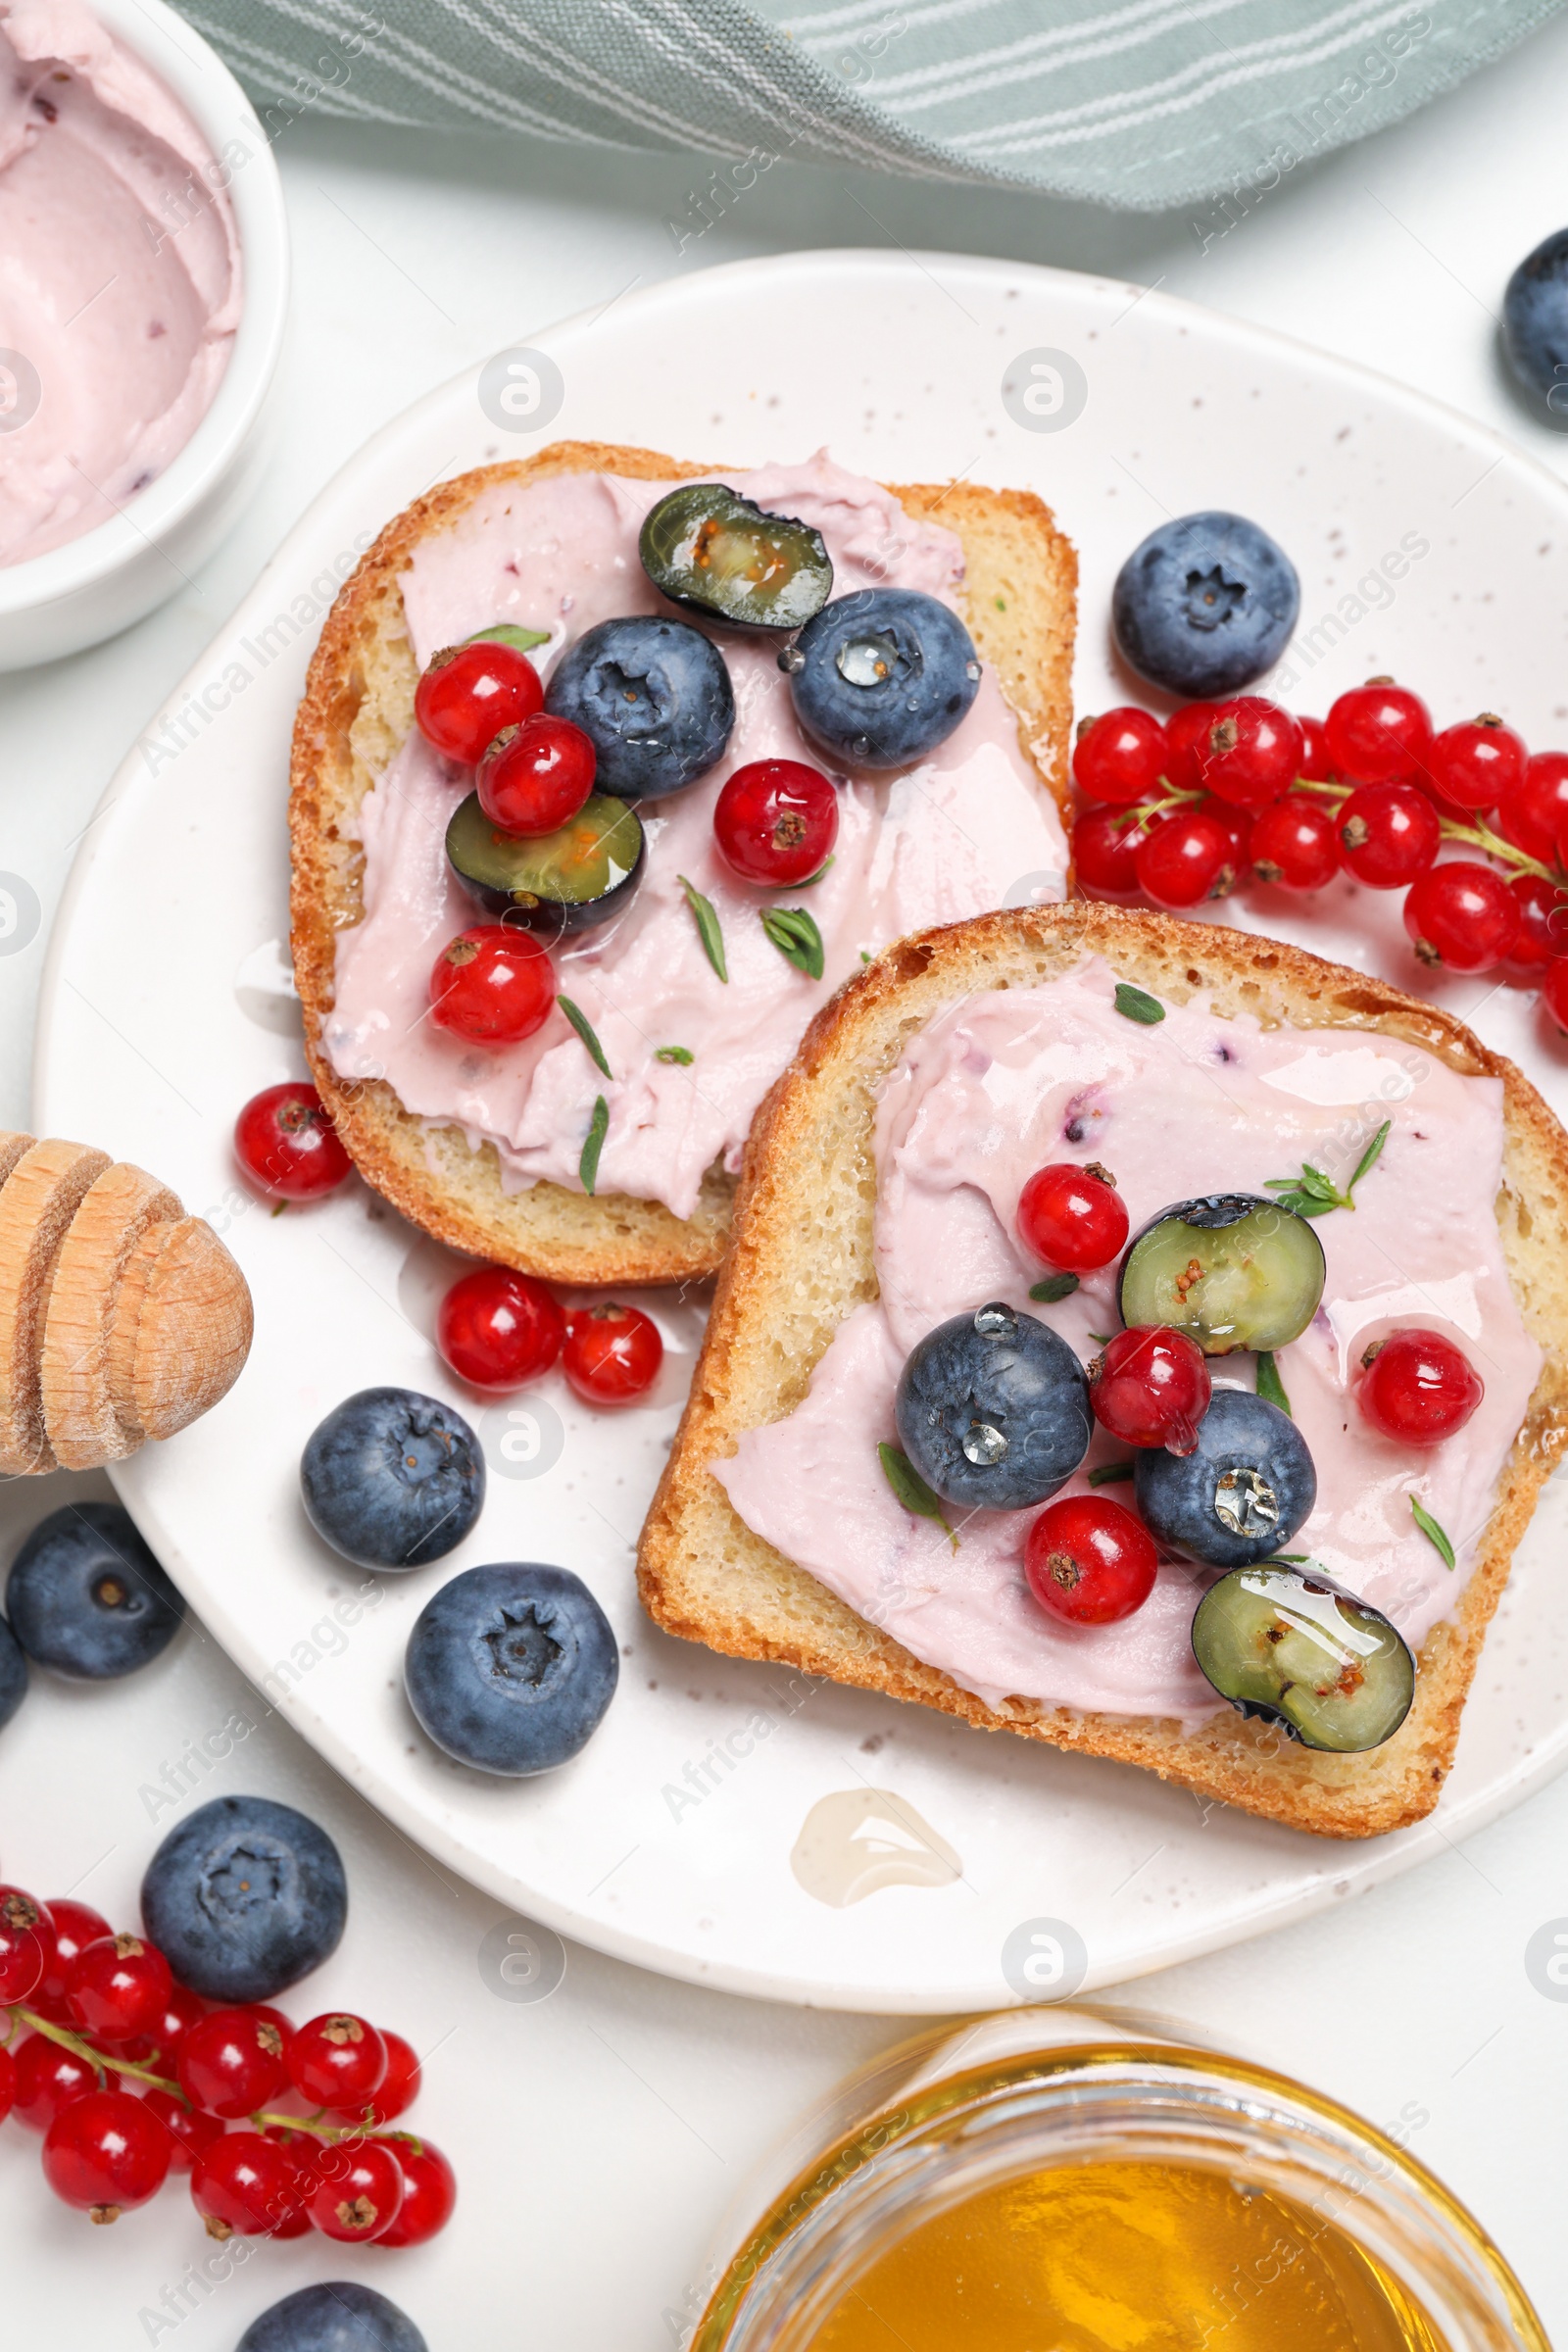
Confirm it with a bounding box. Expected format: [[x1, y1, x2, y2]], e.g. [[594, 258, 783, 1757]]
[[0, 1132, 253, 1475]]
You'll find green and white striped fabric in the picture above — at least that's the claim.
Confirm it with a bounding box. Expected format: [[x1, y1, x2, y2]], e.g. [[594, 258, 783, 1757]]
[[180, 0, 1563, 211]]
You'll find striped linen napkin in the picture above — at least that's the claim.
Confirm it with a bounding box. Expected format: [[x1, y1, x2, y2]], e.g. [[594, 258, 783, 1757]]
[[181, 0, 1562, 212]]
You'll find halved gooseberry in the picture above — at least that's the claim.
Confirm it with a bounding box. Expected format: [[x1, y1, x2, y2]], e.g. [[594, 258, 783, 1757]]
[[1191, 1561, 1414, 1752], [1117, 1193, 1324, 1356]]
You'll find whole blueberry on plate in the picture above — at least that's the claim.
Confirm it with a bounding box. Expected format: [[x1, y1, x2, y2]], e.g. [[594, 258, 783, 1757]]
[[545, 614, 734, 798], [1135, 1386, 1315, 1568], [237, 2282, 427, 2352], [141, 1792, 347, 2002], [895, 1302, 1092, 1511], [302, 1388, 484, 1571], [1111, 513, 1298, 698], [1502, 226, 1568, 416], [0, 1610, 25, 1731], [5, 1502, 183, 1680], [405, 1562, 618, 1776], [787, 588, 980, 769]]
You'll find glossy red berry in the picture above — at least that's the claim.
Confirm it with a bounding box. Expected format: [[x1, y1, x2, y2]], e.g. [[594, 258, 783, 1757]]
[[1134, 807, 1235, 907], [42, 2088, 171, 2221], [1201, 697, 1302, 809], [1429, 715, 1527, 814], [121, 1983, 208, 2066], [563, 1302, 663, 1404], [1404, 861, 1521, 973], [713, 760, 839, 886], [331, 2029, 420, 2127], [1337, 783, 1441, 888], [415, 638, 543, 765], [1072, 806, 1145, 895], [177, 2006, 290, 2121], [1544, 956, 1568, 1032], [1162, 701, 1221, 792], [1071, 709, 1169, 808], [1250, 795, 1339, 891], [1297, 715, 1332, 781], [0, 2042, 15, 2128], [11, 2033, 97, 2131], [260, 2127, 320, 2234], [1017, 1161, 1129, 1273], [66, 1934, 173, 2045], [0, 1885, 50, 2003], [309, 2134, 406, 2243], [192, 2130, 311, 2239], [430, 925, 555, 1045], [1324, 680, 1433, 785], [288, 2014, 388, 2111], [1197, 795, 1253, 873], [373, 2135, 457, 2247], [437, 1266, 564, 1391], [1506, 875, 1568, 972], [234, 1082, 353, 1201], [1358, 1329, 1483, 1445], [27, 1899, 108, 2022], [1496, 749, 1568, 862], [1090, 1326, 1212, 1455], [476, 713, 596, 836], [1025, 1495, 1158, 1626], [141, 2086, 225, 2173]]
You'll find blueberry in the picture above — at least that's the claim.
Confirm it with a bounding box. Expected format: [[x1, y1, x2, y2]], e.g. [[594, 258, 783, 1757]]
[[1111, 513, 1298, 698], [236, 2282, 427, 2352], [788, 588, 980, 770], [895, 1302, 1092, 1511], [5, 1502, 183, 1680], [1502, 227, 1568, 417], [0, 1610, 25, 1732], [405, 1562, 618, 1776], [1134, 1387, 1315, 1568], [141, 1793, 347, 2002], [302, 1388, 484, 1571], [545, 615, 734, 798]]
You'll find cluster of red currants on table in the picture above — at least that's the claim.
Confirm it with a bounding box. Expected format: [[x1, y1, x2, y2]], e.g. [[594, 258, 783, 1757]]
[[1071, 680, 1568, 1018], [0, 1885, 453, 2243]]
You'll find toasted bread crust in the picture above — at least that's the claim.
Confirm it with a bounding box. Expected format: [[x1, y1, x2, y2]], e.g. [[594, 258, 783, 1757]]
[[288, 443, 1076, 1285], [638, 905, 1568, 1839]]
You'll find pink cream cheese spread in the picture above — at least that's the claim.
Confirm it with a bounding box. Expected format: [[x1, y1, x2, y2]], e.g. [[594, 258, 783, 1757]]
[[717, 959, 1542, 1729], [323, 457, 1069, 1219], [0, 0, 242, 566]]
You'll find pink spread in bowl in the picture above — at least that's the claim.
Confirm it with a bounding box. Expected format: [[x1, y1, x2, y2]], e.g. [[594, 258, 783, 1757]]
[[716, 958, 1541, 1729]]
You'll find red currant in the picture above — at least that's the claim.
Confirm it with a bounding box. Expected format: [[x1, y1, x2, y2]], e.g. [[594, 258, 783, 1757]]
[[192, 2130, 311, 2239], [234, 1082, 353, 1202], [1324, 680, 1433, 785], [1403, 861, 1521, 973], [415, 638, 543, 765], [1072, 806, 1145, 896], [563, 1301, 663, 1403], [1358, 1329, 1483, 1445], [1134, 807, 1235, 907], [476, 714, 596, 836], [66, 1934, 172, 2045], [260, 2127, 321, 2234], [1025, 1495, 1158, 1626], [331, 2028, 420, 2126], [288, 2013, 388, 2111], [1250, 795, 1339, 891], [121, 1983, 208, 2066], [1496, 749, 1568, 862], [11, 2033, 97, 2131], [177, 2006, 290, 2120], [1506, 874, 1568, 972], [430, 925, 555, 1046], [28, 1898, 108, 2021], [1071, 709, 1168, 808], [141, 2086, 225, 2172], [1429, 715, 1526, 813], [309, 2134, 406, 2242], [1201, 697, 1302, 809], [713, 759, 839, 886], [373, 2134, 457, 2247], [1017, 1161, 1129, 1272], [0, 1885, 51, 2003], [42, 2087, 171, 2222], [437, 1266, 564, 1390], [1544, 957, 1568, 1032], [1337, 783, 1441, 888], [1162, 702, 1222, 791], [0, 2042, 15, 2129], [1297, 715, 1332, 781], [1090, 1327, 1212, 1455], [1198, 795, 1253, 873]]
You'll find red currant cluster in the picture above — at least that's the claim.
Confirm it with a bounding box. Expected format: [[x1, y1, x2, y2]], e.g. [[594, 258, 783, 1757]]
[[436, 1265, 662, 1404], [1072, 682, 1568, 1015], [0, 1886, 452, 2245]]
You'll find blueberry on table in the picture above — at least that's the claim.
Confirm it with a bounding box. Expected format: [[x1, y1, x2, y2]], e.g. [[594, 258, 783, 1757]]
[[1192, 1560, 1414, 1752], [236, 2281, 427, 2352], [446, 789, 645, 937], [895, 1302, 1092, 1512], [0, 1609, 25, 1731], [141, 1793, 347, 2002], [5, 1502, 183, 1680], [302, 1388, 484, 1571], [1118, 1193, 1324, 1356], [1135, 1387, 1315, 1568], [545, 614, 734, 798], [787, 588, 980, 769], [640, 482, 833, 630], [405, 1562, 618, 1776], [1503, 227, 1568, 416], [1111, 513, 1298, 699]]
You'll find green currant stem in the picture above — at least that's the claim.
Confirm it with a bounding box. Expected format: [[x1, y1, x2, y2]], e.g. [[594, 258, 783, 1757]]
[[7, 2003, 183, 2098], [1111, 784, 1203, 831], [248, 2108, 421, 2153]]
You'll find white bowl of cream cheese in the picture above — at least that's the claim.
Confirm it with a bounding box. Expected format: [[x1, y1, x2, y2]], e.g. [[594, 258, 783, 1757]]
[[0, 0, 288, 668]]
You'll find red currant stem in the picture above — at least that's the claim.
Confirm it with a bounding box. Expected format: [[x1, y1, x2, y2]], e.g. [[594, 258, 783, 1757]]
[[1110, 784, 1203, 832], [6, 2004, 184, 2098], [247, 2107, 406, 2143], [1115, 773, 1563, 885], [1439, 816, 1557, 884]]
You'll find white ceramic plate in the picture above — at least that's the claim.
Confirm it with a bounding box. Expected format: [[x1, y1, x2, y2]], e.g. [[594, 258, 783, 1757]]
[[35, 251, 1568, 2013]]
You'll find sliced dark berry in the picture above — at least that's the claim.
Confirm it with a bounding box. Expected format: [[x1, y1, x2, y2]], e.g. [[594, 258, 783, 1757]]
[[1192, 1560, 1414, 1751], [639, 482, 833, 631], [446, 792, 644, 937], [1118, 1193, 1324, 1356]]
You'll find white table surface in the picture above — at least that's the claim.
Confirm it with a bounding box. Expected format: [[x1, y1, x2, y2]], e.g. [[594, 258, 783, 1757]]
[[5, 27, 1568, 2343]]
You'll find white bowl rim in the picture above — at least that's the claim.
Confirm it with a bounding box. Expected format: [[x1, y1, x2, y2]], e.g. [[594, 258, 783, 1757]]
[[0, 0, 290, 616]]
